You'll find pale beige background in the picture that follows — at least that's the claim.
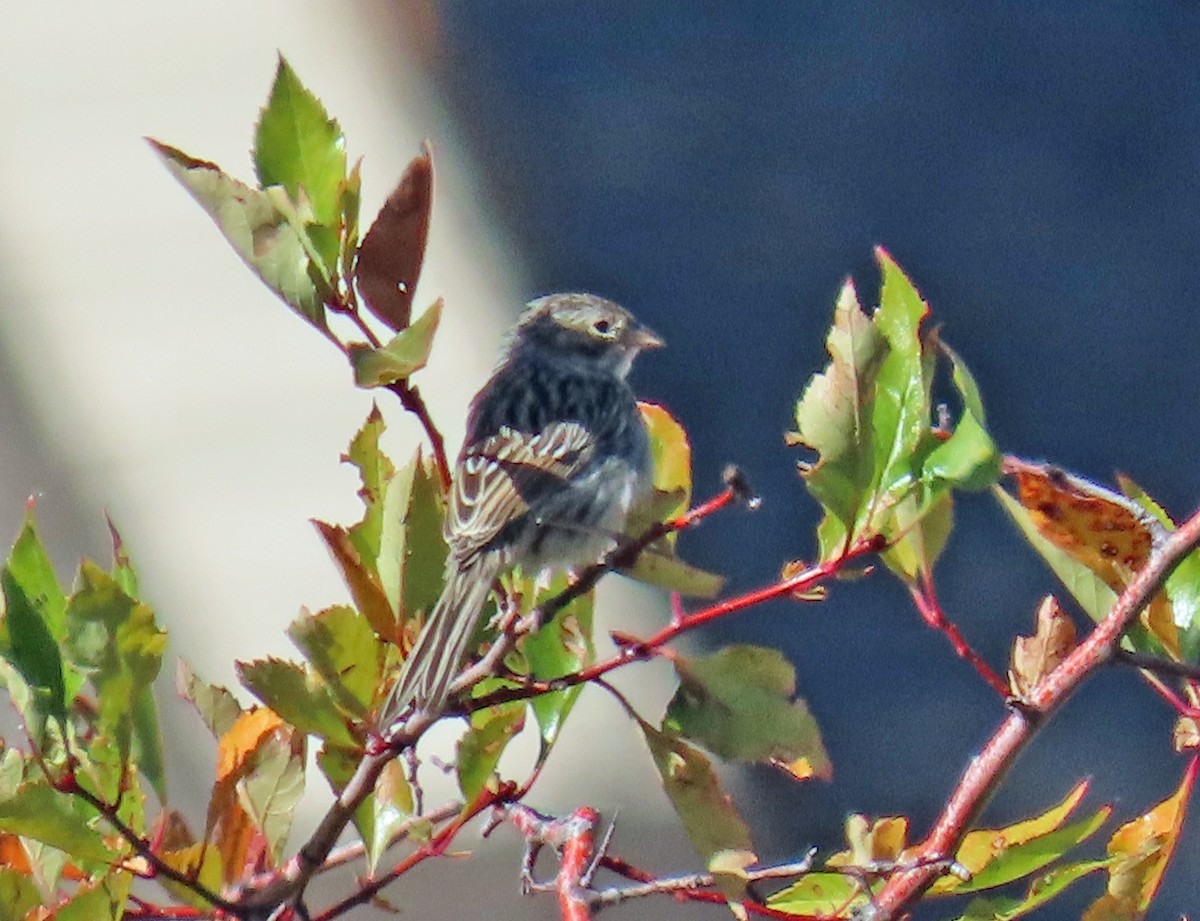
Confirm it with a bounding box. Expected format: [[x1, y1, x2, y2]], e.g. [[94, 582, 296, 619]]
[[0, 3, 689, 918]]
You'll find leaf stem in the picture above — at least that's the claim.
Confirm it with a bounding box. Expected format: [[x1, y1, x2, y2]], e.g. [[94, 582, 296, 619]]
[[909, 574, 1010, 698]]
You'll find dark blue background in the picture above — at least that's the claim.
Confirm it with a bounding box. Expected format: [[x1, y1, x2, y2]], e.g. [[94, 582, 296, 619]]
[[432, 5, 1200, 916]]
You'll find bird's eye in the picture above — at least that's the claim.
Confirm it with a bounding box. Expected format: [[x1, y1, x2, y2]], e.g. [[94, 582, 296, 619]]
[[592, 319, 612, 335]]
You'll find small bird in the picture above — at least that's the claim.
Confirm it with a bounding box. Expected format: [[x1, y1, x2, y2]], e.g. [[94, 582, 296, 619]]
[[381, 292, 663, 723]]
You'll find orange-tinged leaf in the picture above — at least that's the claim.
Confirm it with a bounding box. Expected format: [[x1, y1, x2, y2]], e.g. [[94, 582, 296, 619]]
[[1083, 762, 1195, 921], [0, 833, 30, 872], [1009, 596, 1077, 698], [214, 800, 258, 887], [1008, 460, 1159, 577], [216, 709, 284, 782], [1004, 459, 1178, 657]]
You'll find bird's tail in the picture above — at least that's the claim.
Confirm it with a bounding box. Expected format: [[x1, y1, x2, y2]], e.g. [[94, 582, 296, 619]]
[[380, 554, 500, 725]]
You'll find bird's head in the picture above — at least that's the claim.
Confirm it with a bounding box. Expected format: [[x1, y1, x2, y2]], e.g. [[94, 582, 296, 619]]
[[511, 292, 663, 376]]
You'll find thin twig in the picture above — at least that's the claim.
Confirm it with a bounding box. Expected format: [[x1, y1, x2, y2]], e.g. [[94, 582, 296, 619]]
[[388, 380, 451, 491], [1113, 648, 1200, 684], [909, 574, 1009, 698], [66, 778, 236, 914]]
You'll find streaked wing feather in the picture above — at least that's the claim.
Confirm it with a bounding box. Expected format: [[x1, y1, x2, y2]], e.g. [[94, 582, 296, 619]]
[[447, 422, 596, 559]]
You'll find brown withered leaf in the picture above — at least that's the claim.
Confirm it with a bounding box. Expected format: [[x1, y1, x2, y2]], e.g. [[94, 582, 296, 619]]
[[1009, 595, 1077, 698], [355, 146, 433, 331]]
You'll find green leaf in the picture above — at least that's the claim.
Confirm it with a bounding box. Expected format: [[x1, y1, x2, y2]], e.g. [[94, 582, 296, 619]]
[[64, 561, 166, 769], [955, 860, 1110, 921], [50, 875, 132, 921], [457, 691, 525, 800], [288, 605, 383, 715], [0, 570, 67, 730], [768, 872, 866, 915], [254, 56, 346, 232], [0, 782, 118, 865], [870, 248, 932, 511], [176, 659, 243, 738], [518, 572, 594, 751], [366, 759, 413, 872], [344, 404, 395, 574], [937, 807, 1110, 895], [4, 504, 67, 642], [239, 729, 305, 865], [666, 645, 831, 781], [149, 139, 327, 330], [1118, 475, 1200, 662], [923, 344, 1001, 491], [315, 743, 413, 873], [623, 547, 725, 598], [102, 520, 168, 800], [880, 491, 954, 581], [339, 159, 363, 284], [637, 716, 755, 885], [0, 867, 42, 921], [131, 686, 167, 804], [355, 149, 432, 331], [792, 277, 887, 555], [237, 657, 357, 746], [793, 251, 997, 566], [350, 299, 443, 388], [379, 451, 448, 630]]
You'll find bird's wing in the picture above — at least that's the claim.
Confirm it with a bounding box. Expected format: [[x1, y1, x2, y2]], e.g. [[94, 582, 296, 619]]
[[447, 421, 596, 560]]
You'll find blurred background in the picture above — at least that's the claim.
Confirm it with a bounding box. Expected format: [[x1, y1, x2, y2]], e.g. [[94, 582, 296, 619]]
[[3, 2, 1200, 918]]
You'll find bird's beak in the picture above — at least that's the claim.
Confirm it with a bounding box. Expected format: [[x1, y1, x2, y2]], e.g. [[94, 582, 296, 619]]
[[629, 323, 664, 350]]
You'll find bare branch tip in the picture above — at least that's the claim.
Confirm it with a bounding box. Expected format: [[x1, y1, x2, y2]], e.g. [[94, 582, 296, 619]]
[[722, 464, 761, 509]]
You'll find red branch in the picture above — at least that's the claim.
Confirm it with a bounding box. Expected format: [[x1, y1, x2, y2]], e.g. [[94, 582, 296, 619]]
[[496, 805, 820, 920], [863, 504, 1200, 921], [500, 803, 600, 921], [470, 535, 883, 712]]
